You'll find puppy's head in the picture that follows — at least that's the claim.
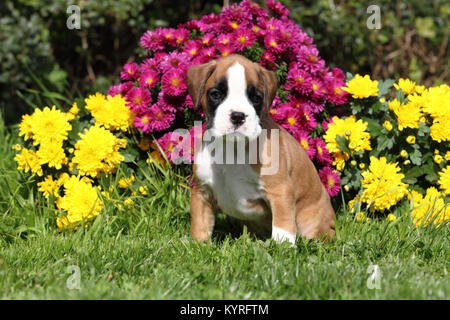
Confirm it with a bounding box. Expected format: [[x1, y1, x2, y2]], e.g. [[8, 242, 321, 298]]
[[186, 54, 277, 140]]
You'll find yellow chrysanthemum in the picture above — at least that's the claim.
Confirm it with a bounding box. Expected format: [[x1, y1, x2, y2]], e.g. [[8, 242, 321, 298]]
[[22, 106, 72, 146], [87, 94, 134, 132], [118, 174, 135, 189], [71, 125, 126, 178], [409, 188, 448, 226], [387, 213, 397, 222], [361, 156, 409, 212], [390, 100, 421, 131], [429, 114, 450, 143], [394, 78, 416, 95], [383, 120, 393, 131], [14, 148, 43, 177], [341, 74, 379, 99], [56, 175, 103, 230], [37, 175, 60, 198], [421, 84, 450, 119], [85, 92, 107, 115], [323, 116, 372, 160], [419, 84, 450, 142], [18, 114, 34, 141], [67, 102, 80, 120], [438, 166, 450, 196], [36, 141, 68, 170]]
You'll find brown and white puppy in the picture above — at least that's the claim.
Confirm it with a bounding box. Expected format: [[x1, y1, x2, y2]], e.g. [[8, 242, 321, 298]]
[[186, 54, 335, 244]]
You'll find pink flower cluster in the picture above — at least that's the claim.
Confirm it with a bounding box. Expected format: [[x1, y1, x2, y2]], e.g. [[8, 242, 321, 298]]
[[108, 0, 347, 197]]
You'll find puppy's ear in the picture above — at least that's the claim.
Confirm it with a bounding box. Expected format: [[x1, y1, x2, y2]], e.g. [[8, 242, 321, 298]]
[[258, 65, 278, 110], [186, 60, 217, 109]]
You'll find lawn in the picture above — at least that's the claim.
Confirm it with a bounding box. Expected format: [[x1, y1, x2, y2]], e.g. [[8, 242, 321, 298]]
[[0, 117, 448, 300]]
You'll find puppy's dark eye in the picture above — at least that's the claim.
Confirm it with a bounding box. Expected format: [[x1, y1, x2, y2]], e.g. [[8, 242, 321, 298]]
[[208, 89, 223, 101], [250, 94, 262, 105]]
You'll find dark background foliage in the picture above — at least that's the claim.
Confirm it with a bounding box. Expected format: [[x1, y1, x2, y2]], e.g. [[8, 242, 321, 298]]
[[1, 0, 448, 124]]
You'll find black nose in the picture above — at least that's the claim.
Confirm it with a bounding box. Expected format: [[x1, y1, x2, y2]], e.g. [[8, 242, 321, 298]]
[[230, 111, 246, 127]]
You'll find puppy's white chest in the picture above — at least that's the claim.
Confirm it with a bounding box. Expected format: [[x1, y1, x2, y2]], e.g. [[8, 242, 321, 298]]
[[195, 150, 266, 220]]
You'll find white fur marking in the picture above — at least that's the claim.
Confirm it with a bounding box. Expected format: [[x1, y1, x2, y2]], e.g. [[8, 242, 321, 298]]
[[272, 226, 296, 245], [211, 63, 261, 140]]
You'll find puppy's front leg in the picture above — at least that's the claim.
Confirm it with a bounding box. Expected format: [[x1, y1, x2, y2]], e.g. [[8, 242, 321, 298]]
[[190, 185, 215, 242], [266, 184, 297, 245]]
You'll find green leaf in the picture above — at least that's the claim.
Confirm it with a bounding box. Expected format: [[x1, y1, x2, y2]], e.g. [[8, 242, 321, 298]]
[[378, 79, 395, 97], [409, 149, 422, 166], [336, 135, 351, 154]]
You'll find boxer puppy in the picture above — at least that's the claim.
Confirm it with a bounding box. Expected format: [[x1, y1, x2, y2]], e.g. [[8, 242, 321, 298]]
[[186, 54, 335, 244]]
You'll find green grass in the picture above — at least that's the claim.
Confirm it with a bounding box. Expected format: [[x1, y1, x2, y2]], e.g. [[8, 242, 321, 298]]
[[0, 118, 449, 300]]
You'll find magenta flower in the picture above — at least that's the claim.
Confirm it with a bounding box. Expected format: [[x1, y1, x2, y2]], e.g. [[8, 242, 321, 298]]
[[293, 130, 316, 160], [173, 28, 190, 46], [313, 138, 333, 166], [319, 167, 341, 197], [232, 29, 256, 51], [183, 40, 202, 59], [161, 69, 187, 96], [139, 70, 159, 90], [160, 51, 190, 72], [140, 29, 164, 51], [267, 0, 290, 16], [120, 63, 139, 81], [125, 87, 152, 113], [285, 68, 313, 95]]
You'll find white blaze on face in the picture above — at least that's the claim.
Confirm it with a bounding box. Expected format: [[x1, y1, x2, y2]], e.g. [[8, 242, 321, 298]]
[[211, 63, 262, 140]]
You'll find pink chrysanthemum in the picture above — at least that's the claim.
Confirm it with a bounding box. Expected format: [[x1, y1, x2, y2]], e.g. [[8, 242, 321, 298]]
[[140, 29, 164, 51], [160, 51, 190, 72], [264, 31, 285, 54], [183, 40, 202, 59], [325, 79, 349, 105], [120, 63, 139, 81], [285, 67, 313, 95], [125, 87, 152, 113], [292, 130, 316, 160], [161, 69, 187, 96], [232, 29, 256, 51], [278, 106, 302, 134], [319, 167, 341, 197], [313, 137, 333, 166], [139, 70, 159, 89], [173, 28, 190, 46], [216, 34, 233, 46], [217, 43, 235, 57]]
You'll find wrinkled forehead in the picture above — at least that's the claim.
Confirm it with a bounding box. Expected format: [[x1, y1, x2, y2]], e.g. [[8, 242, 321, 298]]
[[205, 57, 260, 91]]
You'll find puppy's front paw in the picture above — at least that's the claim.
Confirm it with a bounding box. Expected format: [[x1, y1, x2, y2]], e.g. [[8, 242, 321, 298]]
[[272, 226, 296, 245]]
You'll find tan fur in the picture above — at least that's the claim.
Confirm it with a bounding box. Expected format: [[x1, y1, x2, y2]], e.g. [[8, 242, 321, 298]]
[[187, 54, 335, 243]]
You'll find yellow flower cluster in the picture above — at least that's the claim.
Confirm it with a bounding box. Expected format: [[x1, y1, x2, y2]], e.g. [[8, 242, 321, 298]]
[[56, 175, 103, 230], [14, 93, 135, 231], [388, 99, 421, 131], [85, 93, 134, 132], [323, 116, 371, 170], [71, 125, 127, 178], [341, 74, 379, 99], [16, 106, 72, 174], [409, 187, 448, 227], [421, 84, 450, 142], [387, 83, 450, 142], [360, 157, 409, 212]]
